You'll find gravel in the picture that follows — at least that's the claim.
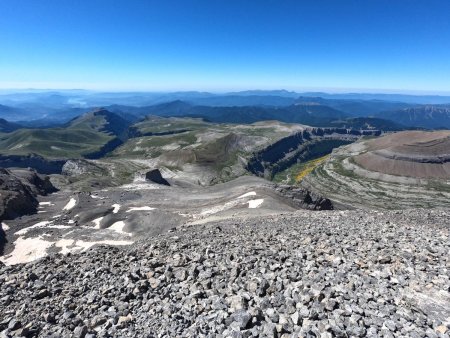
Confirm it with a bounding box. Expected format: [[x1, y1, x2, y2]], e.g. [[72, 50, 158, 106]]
[[1, 209, 449, 337]]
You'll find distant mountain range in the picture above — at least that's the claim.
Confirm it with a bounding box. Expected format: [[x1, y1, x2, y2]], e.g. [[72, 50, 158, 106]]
[[1, 90, 450, 129], [123, 100, 349, 126], [375, 105, 450, 129], [294, 97, 414, 116]]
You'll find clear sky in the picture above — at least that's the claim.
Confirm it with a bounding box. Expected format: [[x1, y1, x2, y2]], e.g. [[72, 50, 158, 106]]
[[1, 0, 450, 93]]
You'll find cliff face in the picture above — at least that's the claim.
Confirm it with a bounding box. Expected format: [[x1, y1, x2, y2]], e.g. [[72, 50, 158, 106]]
[[0, 154, 65, 175], [0, 168, 56, 221], [246, 128, 380, 179]]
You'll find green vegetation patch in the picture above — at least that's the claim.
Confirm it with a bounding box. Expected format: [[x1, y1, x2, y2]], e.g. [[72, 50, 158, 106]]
[[273, 155, 329, 184], [0, 128, 113, 158], [109, 131, 198, 158], [135, 117, 210, 135]]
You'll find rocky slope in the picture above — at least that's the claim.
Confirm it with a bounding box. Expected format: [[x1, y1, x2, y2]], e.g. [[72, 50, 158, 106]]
[[0, 209, 449, 337], [0, 168, 56, 255], [0, 175, 332, 266]]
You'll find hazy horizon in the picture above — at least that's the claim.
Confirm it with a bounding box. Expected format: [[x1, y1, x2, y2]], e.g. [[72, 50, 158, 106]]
[[2, 87, 450, 97]]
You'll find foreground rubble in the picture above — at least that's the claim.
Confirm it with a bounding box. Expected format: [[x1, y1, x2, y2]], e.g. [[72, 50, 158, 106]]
[[1, 209, 449, 337]]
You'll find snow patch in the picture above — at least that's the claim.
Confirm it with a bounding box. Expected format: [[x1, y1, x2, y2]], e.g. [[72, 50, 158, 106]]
[[55, 239, 75, 255], [15, 221, 50, 235], [15, 221, 73, 236], [200, 200, 240, 217], [63, 198, 77, 211], [237, 191, 257, 199], [1, 222, 10, 231], [0, 236, 53, 265], [92, 217, 104, 229], [1, 237, 133, 265], [112, 204, 121, 213], [126, 206, 155, 212], [39, 201, 54, 206], [248, 199, 264, 208], [109, 221, 131, 236]]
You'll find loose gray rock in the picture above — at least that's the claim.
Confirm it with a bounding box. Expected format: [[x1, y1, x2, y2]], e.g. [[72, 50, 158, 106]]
[[0, 209, 449, 337]]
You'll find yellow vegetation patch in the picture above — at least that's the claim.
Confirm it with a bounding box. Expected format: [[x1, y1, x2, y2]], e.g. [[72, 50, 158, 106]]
[[295, 155, 330, 182]]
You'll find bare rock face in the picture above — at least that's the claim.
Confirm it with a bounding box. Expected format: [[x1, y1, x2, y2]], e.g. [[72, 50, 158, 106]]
[[8, 168, 57, 196], [0, 169, 38, 221], [0, 154, 65, 174], [0, 168, 56, 221], [145, 169, 170, 186], [62, 159, 103, 176], [275, 184, 335, 210]]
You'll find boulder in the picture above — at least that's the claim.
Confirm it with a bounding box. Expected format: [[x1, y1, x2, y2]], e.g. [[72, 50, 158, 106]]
[[145, 169, 170, 186]]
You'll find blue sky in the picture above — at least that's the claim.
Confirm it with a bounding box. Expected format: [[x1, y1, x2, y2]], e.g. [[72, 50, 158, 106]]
[[1, 0, 450, 93]]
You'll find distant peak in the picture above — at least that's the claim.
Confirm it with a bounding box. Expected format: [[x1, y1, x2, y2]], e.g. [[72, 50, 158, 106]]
[[91, 107, 110, 115]]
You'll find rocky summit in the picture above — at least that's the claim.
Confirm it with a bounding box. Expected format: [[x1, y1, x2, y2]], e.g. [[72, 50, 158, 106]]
[[1, 209, 449, 337]]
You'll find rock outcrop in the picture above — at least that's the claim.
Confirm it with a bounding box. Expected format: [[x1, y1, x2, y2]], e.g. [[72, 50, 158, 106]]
[[0, 155, 65, 175], [0, 168, 56, 221], [144, 169, 170, 186], [275, 184, 334, 210]]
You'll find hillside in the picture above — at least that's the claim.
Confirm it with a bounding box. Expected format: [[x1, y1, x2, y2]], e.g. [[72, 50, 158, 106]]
[[109, 117, 306, 185], [66, 108, 131, 139], [0, 109, 130, 159], [301, 131, 450, 209], [0, 118, 21, 133]]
